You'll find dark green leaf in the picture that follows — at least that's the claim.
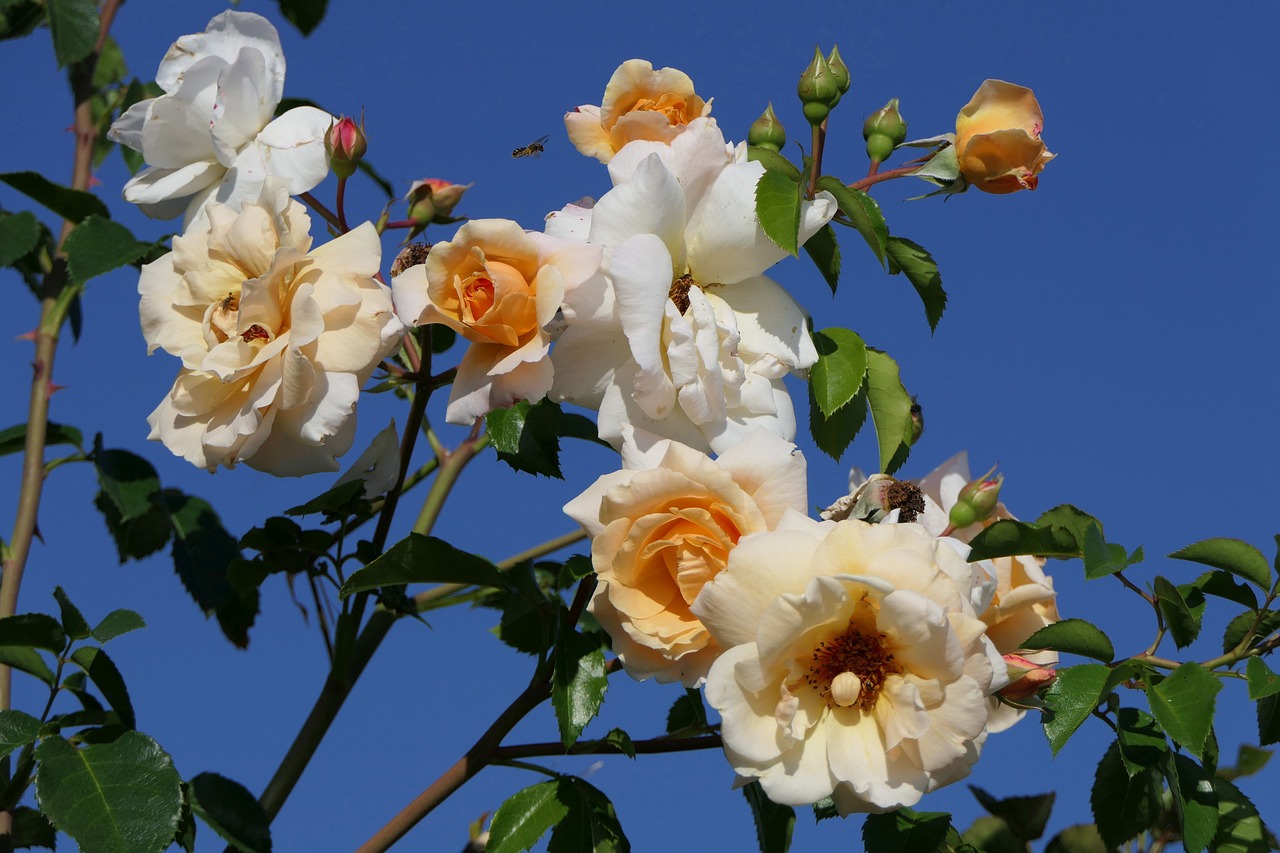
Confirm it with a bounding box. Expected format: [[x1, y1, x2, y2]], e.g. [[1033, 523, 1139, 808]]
[[808, 382, 865, 462], [10, 805, 57, 850], [815, 176, 888, 266], [1102, 659, 1154, 695], [0, 614, 66, 652], [557, 412, 612, 449], [1146, 663, 1221, 758], [340, 533, 504, 598], [1153, 576, 1201, 648], [967, 519, 1081, 562], [1186, 570, 1257, 610], [487, 780, 569, 853], [93, 448, 160, 523], [46, 0, 97, 67], [1170, 538, 1271, 590], [95, 491, 172, 563], [92, 609, 146, 644], [0, 210, 40, 267], [34, 731, 183, 853], [283, 479, 367, 518], [1257, 694, 1279, 746], [885, 236, 947, 332], [809, 328, 866, 418], [1245, 657, 1280, 699], [666, 689, 708, 734], [0, 421, 83, 457], [756, 169, 802, 256], [0, 646, 55, 686], [862, 808, 953, 853], [1082, 524, 1130, 579], [599, 728, 635, 759], [1164, 753, 1219, 853], [1210, 776, 1272, 853], [276, 0, 328, 34], [553, 621, 608, 749], [743, 780, 794, 853], [487, 399, 566, 478], [53, 586, 90, 640], [64, 214, 146, 283], [1090, 742, 1161, 850], [0, 172, 109, 223], [961, 816, 1023, 853], [746, 146, 803, 182], [175, 791, 197, 853], [70, 646, 135, 730], [802, 223, 840, 294], [90, 34, 126, 88], [1115, 707, 1168, 776], [1021, 619, 1114, 663], [188, 772, 272, 853], [1035, 505, 1102, 546], [968, 787, 1055, 844], [1218, 744, 1272, 781], [0, 2, 46, 42], [864, 348, 912, 475], [547, 777, 629, 853], [1042, 663, 1109, 755], [0, 710, 42, 760], [1044, 824, 1108, 853], [811, 797, 838, 822], [1222, 610, 1280, 655]]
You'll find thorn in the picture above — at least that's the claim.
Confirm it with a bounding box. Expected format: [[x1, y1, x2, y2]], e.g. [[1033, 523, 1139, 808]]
[[15, 330, 37, 341], [47, 381, 67, 396], [87, 174, 103, 189]]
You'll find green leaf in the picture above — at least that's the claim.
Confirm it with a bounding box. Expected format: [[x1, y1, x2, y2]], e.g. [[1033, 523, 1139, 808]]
[[811, 797, 838, 822], [69, 646, 135, 729], [864, 348, 912, 475], [1115, 707, 1168, 776], [1153, 576, 1201, 648], [1222, 610, 1280, 655], [34, 732, 183, 853], [340, 533, 504, 598], [1102, 659, 1154, 695], [1044, 824, 1108, 853], [46, 0, 97, 66], [10, 805, 57, 850], [64, 215, 147, 284], [487, 780, 569, 853], [666, 689, 708, 734], [862, 808, 953, 853], [0, 210, 40, 267], [188, 772, 272, 853], [1257, 694, 1279, 746], [1245, 657, 1280, 700], [1021, 619, 1114, 662], [967, 519, 1081, 562], [1170, 538, 1271, 590], [815, 176, 888, 266], [53, 585, 91, 640], [1042, 663, 1109, 755], [968, 787, 1055, 844], [1163, 753, 1221, 853], [275, 0, 328, 34], [885, 236, 947, 332], [808, 382, 866, 462], [802, 223, 840, 294], [1036, 505, 1103, 546], [746, 146, 803, 183], [809, 328, 866, 417], [0, 646, 55, 686], [961, 816, 1023, 853], [1082, 524, 1130, 579], [1146, 663, 1221, 758], [1218, 744, 1272, 781], [93, 448, 160, 523], [0, 172, 109, 223], [92, 609, 147, 644], [599, 728, 635, 759], [0, 710, 42, 760], [547, 777, 630, 853], [755, 169, 802, 256], [0, 614, 66, 652], [1090, 742, 1161, 850], [1210, 776, 1272, 853], [0, 2, 46, 42], [743, 780, 794, 853], [90, 34, 126, 88], [1186, 570, 1258, 610], [553, 621, 608, 749], [283, 479, 367, 519], [0, 421, 84, 457], [94, 491, 172, 563], [487, 399, 566, 479]]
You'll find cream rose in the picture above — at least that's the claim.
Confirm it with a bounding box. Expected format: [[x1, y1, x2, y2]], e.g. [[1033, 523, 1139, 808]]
[[954, 79, 1055, 194], [141, 182, 404, 475], [565, 59, 712, 164], [693, 517, 1006, 814], [391, 219, 602, 425], [563, 427, 808, 687]]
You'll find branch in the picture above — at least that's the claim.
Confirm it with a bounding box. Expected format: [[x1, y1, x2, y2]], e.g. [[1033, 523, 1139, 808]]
[[493, 733, 722, 761]]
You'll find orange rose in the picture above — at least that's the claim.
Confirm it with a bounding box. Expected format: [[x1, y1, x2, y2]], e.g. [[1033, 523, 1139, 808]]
[[565, 59, 711, 164], [954, 79, 1055, 193]]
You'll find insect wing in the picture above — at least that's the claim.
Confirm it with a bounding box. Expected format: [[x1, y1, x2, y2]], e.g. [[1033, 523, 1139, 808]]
[[513, 134, 550, 158]]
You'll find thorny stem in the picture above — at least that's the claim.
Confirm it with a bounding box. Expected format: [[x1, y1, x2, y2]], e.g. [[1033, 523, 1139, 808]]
[[299, 191, 343, 232], [0, 2, 122, 845]]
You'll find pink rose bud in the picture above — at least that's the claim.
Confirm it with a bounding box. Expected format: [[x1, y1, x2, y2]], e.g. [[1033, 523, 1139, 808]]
[[947, 464, 1003, 530], [998, 654, 1056, 701], [325, 116, 368, 179]]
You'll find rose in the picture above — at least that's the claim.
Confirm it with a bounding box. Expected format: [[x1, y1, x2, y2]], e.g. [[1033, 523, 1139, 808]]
[[107, 10, 332, 226], [564, 59, 711, 164], [693, 517, 1006, 813], [563, 427, 808, 686], [141, 181, 404, 474], [954, 79, 1055, 193], [391, 219, 602, 425]]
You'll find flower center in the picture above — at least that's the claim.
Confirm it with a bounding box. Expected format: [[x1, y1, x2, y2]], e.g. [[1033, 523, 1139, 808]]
[[805, 620, 902, 712], [632, 94, 690, 126], [669, 273, 695, 314], [885, 480, 925, 523], [461, 274, 495, 323], [241, 324, 271, 344]]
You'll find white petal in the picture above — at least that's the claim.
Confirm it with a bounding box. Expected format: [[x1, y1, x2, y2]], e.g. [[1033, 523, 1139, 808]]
[[211, 47, 276, 155], [589, 154, 686, 265], [256, 107, 334, 194], [107, 99, 151, 149], [714, 429, 808, 528], [334, 420, 401, 497], [157, 10, 284, 103], [122, 161, 224, 207], [712, 276, 817, 370]]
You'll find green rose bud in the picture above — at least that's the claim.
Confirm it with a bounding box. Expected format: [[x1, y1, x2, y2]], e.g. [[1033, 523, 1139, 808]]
[[863, 98, 907, 165], [797, 46, 840, 126], [748, 102, 787, 152]]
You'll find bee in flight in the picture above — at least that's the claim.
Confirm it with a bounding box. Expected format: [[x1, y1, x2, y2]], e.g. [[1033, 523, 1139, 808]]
[[512, 135, 550, 159]]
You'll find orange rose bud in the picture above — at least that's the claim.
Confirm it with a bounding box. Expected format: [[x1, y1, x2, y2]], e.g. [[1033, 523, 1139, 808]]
[[325, 116, 367, 180], [998, 654, 1057, 700], [954, 80, 1055, 193], [947, 464, 1003, 530], [748, 102, 786, 152], [405, 178, 472, 235]]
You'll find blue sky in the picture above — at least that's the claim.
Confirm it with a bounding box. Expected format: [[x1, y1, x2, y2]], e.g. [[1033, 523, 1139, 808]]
[[3, 1, 1279, 849]]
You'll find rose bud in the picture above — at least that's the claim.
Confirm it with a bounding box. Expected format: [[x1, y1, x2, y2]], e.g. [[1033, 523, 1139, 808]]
[[325, 116, 367, 179], [405, 179, 472, 237], [797, 46, 840, 125], [954, 80, 1055, 193], [748, 102, 786, 152], [998, 654, 1057, 701], [826, 45, 851, 105], [947, 464, 1003, 531], [863, 98, 907, 166]]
